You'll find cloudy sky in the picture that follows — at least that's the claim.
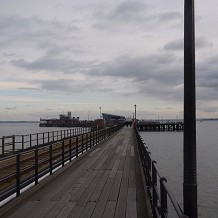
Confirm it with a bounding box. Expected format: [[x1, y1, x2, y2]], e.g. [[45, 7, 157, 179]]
[[0, 0, 218, 121]]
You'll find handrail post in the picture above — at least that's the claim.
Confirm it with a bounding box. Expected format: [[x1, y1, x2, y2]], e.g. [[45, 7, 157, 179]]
[[16, 153, 21, 197], [160, 177, 167, 218], [86, 133, 88, 151], [76, 136, 78, 157], [37, 133, 39, 147], [69, 138, 72, 161], [48, 132, 50, 143], [35, 148, 38, 185], [12, 135, 15, 153], [2, 137, 4, 156], [22, 135, 24, 150], [30, 134, 32, 148], [152, 161, 158, 209], [62, 141, 65, 167], [81, 135, 84, 154], [89, 132, 91, 149], [43, 132, 45, 145], [49, 145, 52, 175]]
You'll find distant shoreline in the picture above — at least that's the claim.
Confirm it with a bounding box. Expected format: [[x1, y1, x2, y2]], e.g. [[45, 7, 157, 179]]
[[0, 121, 39, 123], [1, 119, 218, 123]]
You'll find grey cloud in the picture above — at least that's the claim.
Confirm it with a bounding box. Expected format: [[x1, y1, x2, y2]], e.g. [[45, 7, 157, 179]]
[[164, 37, 213, 51], [92, 1, 182, 32], [4, 107, 16, 110], [11, 57, 85, 72], [111, 1, 148, 21], [35, 79, 114, 94], [194, 55, 218, 101], [2, 52, 16, 57], [18, 87, 40, 91], [197, 105, 217, 113], [0, 15, 80, 50], [88, 54, 182, 85], [92, 1, 154, 31], [158, 12, 182, 22]]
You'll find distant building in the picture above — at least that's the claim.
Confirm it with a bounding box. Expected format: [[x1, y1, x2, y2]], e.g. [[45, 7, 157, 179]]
[[102, 113, 126, 126]]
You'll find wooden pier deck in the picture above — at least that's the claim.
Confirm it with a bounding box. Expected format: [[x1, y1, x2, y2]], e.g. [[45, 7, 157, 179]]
[[0, 127, 152, 218]]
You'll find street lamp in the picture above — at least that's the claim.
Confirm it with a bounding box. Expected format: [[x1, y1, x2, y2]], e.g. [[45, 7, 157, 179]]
[[99, 107, 101, 119], [184, 0, 197, 217], [134, 104, 136, 127]]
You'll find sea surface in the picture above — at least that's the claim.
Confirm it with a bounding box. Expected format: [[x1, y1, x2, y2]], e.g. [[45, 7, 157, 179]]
[[140, 121, 218, 218], [0, 122, 70, 137], [0, 121, 218, 217]]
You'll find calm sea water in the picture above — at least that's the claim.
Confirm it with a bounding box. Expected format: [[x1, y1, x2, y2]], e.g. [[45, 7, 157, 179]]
[[140, 121, 218, 218], [0, 122, 70, 137], [0, 122, 217, 217]]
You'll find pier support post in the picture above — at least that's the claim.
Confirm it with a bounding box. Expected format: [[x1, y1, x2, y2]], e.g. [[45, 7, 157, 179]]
[[184, 0, 198, 217]]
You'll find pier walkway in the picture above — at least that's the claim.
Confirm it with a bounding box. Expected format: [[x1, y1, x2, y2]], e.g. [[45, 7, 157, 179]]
[[0, 127, 152, 218]]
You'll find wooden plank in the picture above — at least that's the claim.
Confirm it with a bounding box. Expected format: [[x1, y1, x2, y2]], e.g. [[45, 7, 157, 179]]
[[91, 177, 115, 218], [76, 170, 103, 207], [118, 156, 125, 170], [56, 202, 76, 218], [44, 194, 71, 218], [88, 148, 100, 157], [51, 169, 87, 201], [108, 170, 123, 201], [70, 170, 98, 202], [126, 170, 137, 218], [95, 156, 108, 170], [114, 177, 129, 218], [102, 201, 116, 218], [79, 202, 96, 218], [89, 170, 110, 202], [109, 160, 120, 178], [130, 146, 135, 156]]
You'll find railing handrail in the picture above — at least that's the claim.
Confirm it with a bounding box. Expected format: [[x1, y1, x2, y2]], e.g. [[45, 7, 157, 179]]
[[0, 127, 95, 157], [134, 128, 188, 218]]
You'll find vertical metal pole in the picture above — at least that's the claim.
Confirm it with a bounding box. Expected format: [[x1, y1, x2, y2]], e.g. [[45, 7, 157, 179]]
[[2, 137, 4, 156], [82, 135, 84, 154], [43, 133, 45, 145], [76, 137, 78, 157], [152, 161, 157, 214], [29, 134, 32, 148], [62, 141, 65, 167], [22, 135, 24, 150], [16, 153, 20, 197], [69, 138, 72, 162], [134, 104, 137, 128], [35, 148, 38, 185], [49, 145, 52, 175], [37, 133, 39, 147], [160, 178, 167, 218], [184, 0, 198, 217], [12, 135, 15, 152]]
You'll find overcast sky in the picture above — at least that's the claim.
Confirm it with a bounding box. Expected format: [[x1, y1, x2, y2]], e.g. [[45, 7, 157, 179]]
[[0, 0, 218, 121]]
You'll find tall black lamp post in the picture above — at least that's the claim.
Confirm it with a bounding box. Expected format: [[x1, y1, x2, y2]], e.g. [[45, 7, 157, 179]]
[[184, 0, 198, 217], [99, 107, 101, 119], [134, 104, 137, 127]]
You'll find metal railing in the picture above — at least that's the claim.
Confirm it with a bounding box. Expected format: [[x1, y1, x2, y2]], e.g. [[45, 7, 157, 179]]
[[0, 124, 124, 205], [0, 127, 92, 157], [134, 128, 188, 218]]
